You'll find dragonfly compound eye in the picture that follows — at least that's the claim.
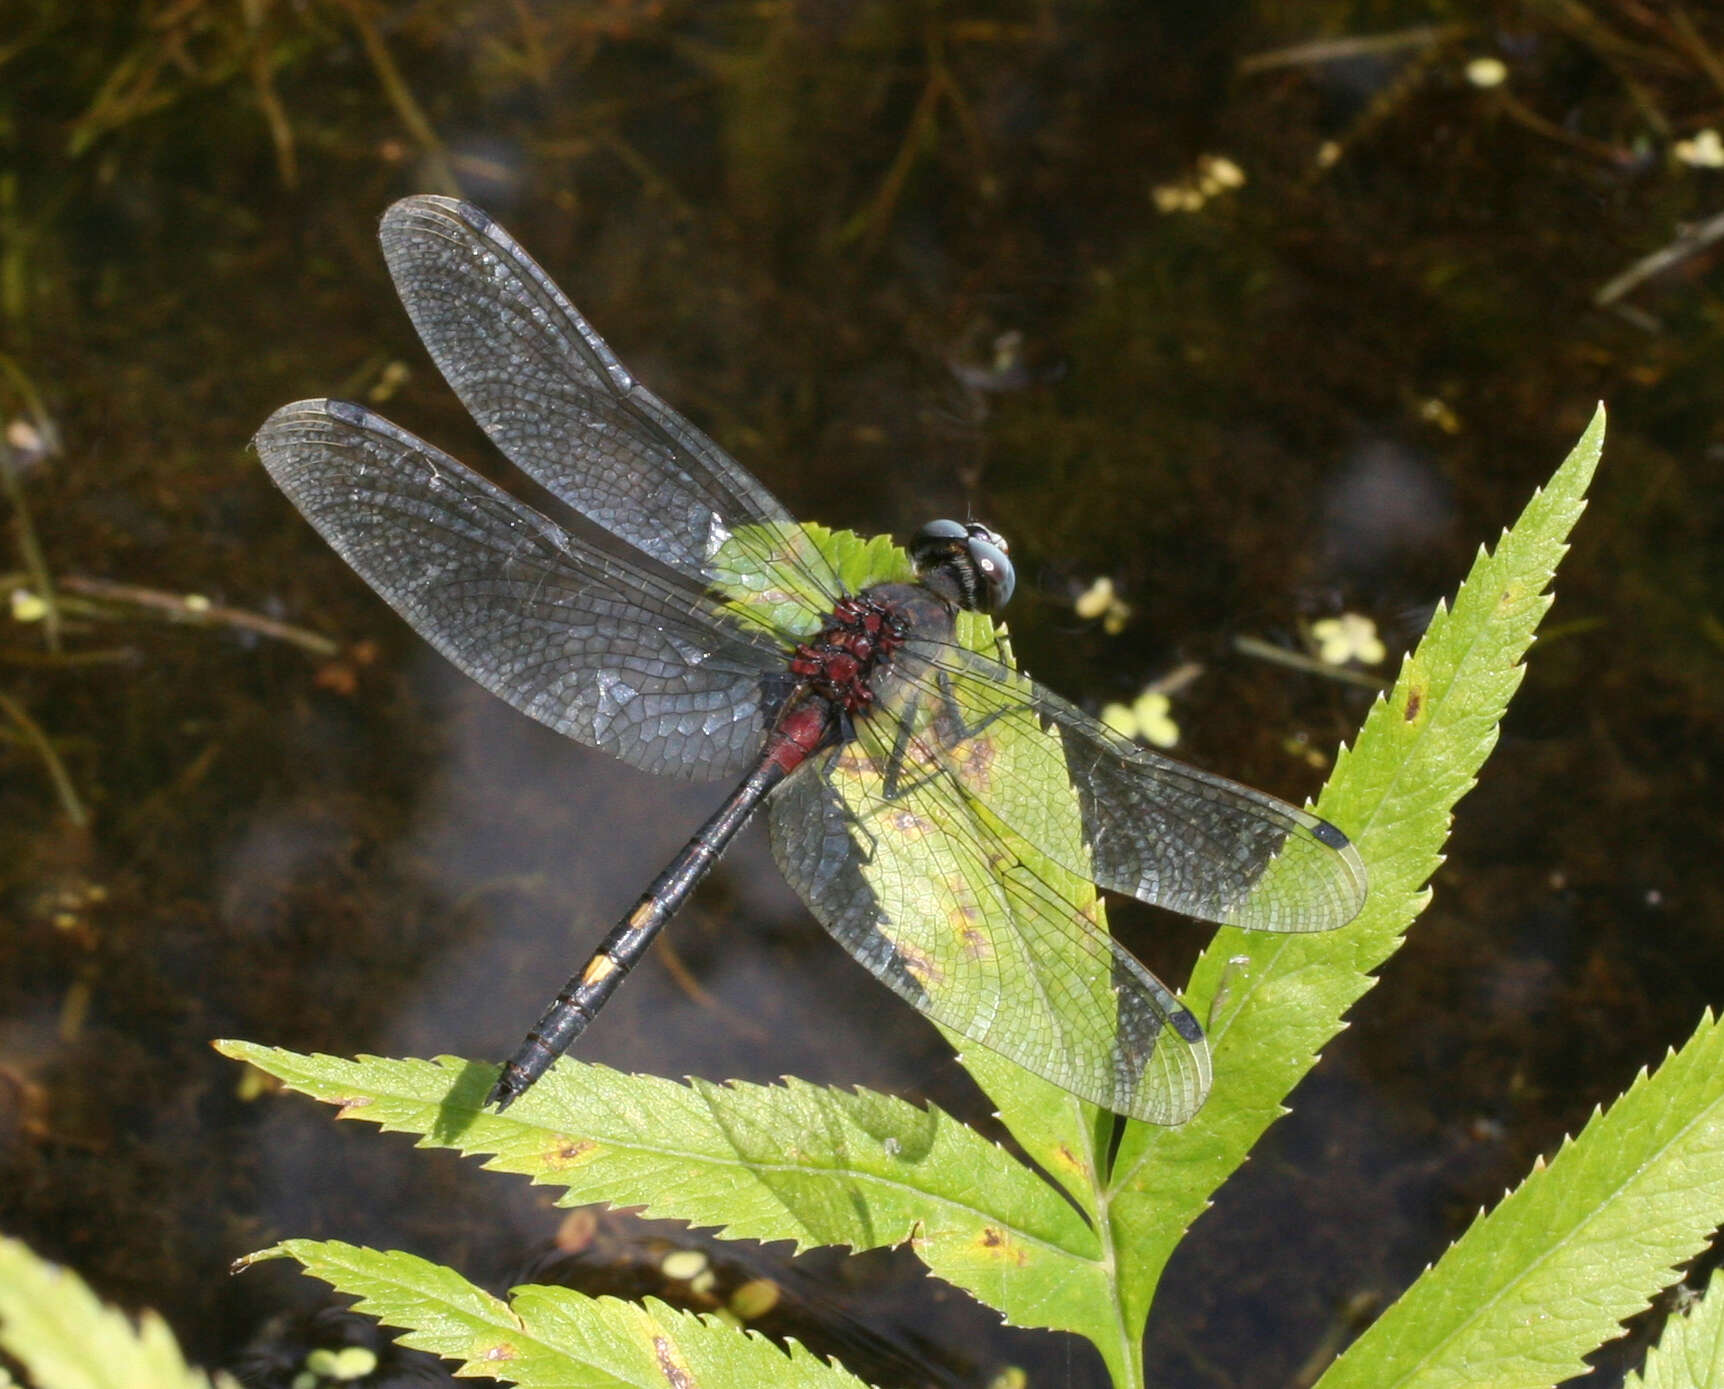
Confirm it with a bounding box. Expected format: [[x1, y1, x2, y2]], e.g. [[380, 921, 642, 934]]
[[963, 527, 1015, 611]]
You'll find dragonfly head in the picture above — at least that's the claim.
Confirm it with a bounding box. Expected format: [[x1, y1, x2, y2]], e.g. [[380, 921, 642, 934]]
[[910, 520, 1015, 613]]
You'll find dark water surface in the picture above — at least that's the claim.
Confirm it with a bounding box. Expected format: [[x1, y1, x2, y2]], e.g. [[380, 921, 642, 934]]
[[3, 4, 1722, 1385]]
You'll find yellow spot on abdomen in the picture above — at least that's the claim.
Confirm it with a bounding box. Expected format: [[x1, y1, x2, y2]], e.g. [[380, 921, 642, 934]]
[[582, 954, 620, 986]]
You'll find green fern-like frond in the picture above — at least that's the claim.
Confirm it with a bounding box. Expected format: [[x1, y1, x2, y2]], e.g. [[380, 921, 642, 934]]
[[1318, 1012, 1724, 1388], [0, 1235, 234, 1389], [214, 1043, 1123, 1346], [1103, 407, 1607, 1332], [241, 1240, 871, 1387], [220, 412, 1615, 1388]]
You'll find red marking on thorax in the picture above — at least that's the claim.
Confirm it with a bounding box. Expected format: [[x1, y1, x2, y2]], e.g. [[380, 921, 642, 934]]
[[769, 595, 909, 774], [787, 596, 907, 714]]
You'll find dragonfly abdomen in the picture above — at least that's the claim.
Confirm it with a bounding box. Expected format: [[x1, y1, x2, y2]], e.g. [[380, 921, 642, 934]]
[[488, 691, 845, 1111], [487, 750, 791, 1110]]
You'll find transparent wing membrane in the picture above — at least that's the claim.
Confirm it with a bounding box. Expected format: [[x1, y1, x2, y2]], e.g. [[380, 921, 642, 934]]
[[378, 196, 842, 622], [253, 399, 784, 781], [769, 743, 1211, 1125], [876, 640, 1367, 934], [761, 625, 1359, 1120]]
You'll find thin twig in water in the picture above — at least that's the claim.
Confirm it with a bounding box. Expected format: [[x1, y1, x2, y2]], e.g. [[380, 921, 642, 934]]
[[245, 14, 299, 188], [335, 0, 461, 196], [1668, 7, 1724, 101], [1594, 206, 1724, 325], [0, 645, 138, 668], [655, 934, 770, 1045], [842, 46, 949, 255], [0, 691, 88, 826], [1490, 88, 1638, 164], [1233, 634, 1387, 690], [55, 576, 341, 657], [1238, 24, 1466, 74]]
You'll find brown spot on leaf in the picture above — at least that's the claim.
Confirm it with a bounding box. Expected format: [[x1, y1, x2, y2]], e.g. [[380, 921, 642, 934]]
[[541, 1137, 596, 1169], [890, 808, 934, 836], [1404, 687, 1423, 721], [655, 1336, 695, 1388], [1052, 1143, 1086, 1177], [953, 916, 992, 960], [953, 735, 998, 792], [977, 1225, 1028, 1266]]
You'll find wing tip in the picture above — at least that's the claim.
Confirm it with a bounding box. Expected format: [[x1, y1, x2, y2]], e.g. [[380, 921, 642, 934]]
[[253, 397, 381, 444], [252, 397, 334, 451], [1330, 825, 1370, 923], [381, 192, 487, 234], [1126, 1020, 1212, 1126], [1310, 816, 1350, 852], [1313, 813, 1370, 922]]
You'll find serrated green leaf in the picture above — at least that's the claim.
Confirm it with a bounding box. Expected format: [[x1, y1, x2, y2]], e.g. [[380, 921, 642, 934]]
[[1628, 1269, 1724, 1389], [215, 1043, 1114, 1341], [0, 1236, 230, 1389], [219, 413, 1610, 1389], [946, 1030, 1111, 1208], [253, 1239, 870, 1387], [711, 522, 912, 636], [1318, 1011, 1724, 1389], [1105, 408, 1606, 1331]]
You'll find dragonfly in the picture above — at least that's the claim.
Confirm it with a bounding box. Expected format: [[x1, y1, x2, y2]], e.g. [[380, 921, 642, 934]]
[[254, 196, 1367, 1125]]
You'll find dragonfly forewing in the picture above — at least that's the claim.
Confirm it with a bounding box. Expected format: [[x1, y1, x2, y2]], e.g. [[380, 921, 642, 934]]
[[377, 196, 843, 619], [253, 398, 787, 782]]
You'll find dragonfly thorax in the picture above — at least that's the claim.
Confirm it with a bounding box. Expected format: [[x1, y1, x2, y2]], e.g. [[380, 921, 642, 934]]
[[788, 595, 909, 713]]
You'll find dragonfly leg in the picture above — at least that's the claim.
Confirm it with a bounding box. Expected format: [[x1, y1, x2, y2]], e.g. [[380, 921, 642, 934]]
[[928, 666, 1024, 744], [873, 668, 1024, 804]]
